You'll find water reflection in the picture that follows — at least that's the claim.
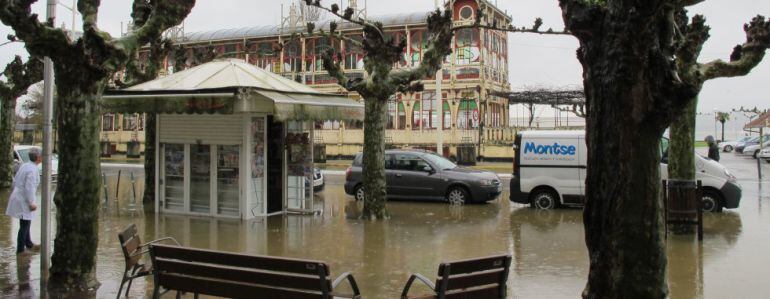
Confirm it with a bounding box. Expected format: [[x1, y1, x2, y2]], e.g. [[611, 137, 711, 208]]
[[0, 163, 764, 298]]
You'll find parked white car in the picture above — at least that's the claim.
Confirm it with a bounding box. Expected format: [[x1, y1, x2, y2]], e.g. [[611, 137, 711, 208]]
[[739, 141, 770, 159], [757, 147, 770, 163], [12, 145, 59, 183], [718, 136, 753, 152]]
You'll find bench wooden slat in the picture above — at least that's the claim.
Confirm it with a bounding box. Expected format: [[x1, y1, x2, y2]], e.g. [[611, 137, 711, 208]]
[[407, 285, 501, 299], [438, 268, 505, 291], [444, 285, 500, 299], [158, 273, 325, 299], [154, 257, 331, 292], [152, 244, 327, 275], [437, 255, 509, 275]]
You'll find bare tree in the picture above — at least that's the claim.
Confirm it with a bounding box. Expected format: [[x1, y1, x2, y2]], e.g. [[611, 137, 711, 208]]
[[668, 12, 770, 181], [0, 55, 43, 187], [0, 0, 196, 292], [493, 88, 585, 126], [298, 1, 453, 219]]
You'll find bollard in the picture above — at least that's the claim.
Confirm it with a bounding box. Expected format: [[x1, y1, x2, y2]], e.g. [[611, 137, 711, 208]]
[[115, 169, 122, 202], [102, 172, 109, 207], [128, 172, 137, 212]]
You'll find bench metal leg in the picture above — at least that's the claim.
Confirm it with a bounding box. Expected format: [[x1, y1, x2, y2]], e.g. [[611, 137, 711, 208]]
[[116, 272, 128, 299], [124, 265, 140, 297]]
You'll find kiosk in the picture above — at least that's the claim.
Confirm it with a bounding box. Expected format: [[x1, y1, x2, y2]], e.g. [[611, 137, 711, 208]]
[[102, 59, 364, 219]]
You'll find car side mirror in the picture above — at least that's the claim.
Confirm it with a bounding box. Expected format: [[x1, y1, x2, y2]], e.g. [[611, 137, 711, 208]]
[[423, 166, 434, 174]]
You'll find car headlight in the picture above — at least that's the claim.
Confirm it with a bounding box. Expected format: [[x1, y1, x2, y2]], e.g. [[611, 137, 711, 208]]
[[725, 169, 737, 182], [478, 179, 494, 186]]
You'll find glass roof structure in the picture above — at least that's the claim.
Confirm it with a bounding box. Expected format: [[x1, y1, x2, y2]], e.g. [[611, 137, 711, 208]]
[[182, 12, 431, 44]]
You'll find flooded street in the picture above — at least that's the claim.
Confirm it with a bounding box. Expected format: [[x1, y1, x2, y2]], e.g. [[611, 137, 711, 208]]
[[1, 155, 768, 298]]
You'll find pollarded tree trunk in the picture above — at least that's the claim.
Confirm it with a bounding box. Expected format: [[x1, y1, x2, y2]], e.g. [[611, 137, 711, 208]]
[[560, 2, 685, 297], [361, 97, 388, 219], [49, 81, 104, 291], [581, 75, 669, 298], [143, 113, 156, 204], [0, 98, 15, 188], [669, 97, 698, 180]]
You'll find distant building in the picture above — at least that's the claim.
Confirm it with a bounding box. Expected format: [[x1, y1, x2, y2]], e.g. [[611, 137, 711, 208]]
[[101, 0, 517, 160]]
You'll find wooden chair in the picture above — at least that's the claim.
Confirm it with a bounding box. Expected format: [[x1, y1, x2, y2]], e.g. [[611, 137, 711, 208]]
[[148, 243, 361, 298], [401, 254, 512, 299], [117, 224, 179, 299]]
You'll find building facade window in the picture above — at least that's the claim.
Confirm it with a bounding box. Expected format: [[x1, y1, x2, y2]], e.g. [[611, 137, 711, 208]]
[[387, 98, 396, 129], [455, 28, 480, 65], [122, 113, 143, 131], [421, 91, 438, 129], [412, 100, 421, 130], [344, 35, 364, 70], [409, 30, 428, 67], [283, 40, 302, 73], [397, 102, 406, 129], [102, 114, 115, 131], [457, 99, 479, 129]]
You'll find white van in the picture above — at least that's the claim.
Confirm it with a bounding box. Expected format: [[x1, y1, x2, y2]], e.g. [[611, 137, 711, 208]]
[[509, 130, 742, 212]]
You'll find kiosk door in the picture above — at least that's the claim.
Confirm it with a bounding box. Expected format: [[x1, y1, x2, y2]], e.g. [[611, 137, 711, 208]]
[[266, 116, 284, 214]]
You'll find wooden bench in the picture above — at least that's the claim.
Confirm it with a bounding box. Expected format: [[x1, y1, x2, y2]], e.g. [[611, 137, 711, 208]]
[[400, 254, 511, 299], [148, 244, 361, 298], [117, 224, 179, 299]]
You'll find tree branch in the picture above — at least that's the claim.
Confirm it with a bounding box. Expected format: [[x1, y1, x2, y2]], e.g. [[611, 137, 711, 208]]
[[305, 0, 385, 39], [698, 15, 770, 81], [558, 0, 604, 40], [319, 46, 366, 93], [0, 0, 71, 59], [77, 0, 99, 31], [118, 0, 195, 55]]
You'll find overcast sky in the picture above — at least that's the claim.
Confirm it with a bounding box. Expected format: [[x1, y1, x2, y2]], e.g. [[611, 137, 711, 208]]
[[1, 0, 768, 114]]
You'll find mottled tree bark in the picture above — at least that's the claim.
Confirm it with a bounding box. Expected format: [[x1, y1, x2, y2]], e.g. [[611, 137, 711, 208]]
[[669, 97, 698, 180], [361, 97, 388, 219], [49, 82, 103, 290], [0, 97, 15, 188]]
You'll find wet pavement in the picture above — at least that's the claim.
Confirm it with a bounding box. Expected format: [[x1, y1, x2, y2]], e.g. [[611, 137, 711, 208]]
[[0, 154, 768, 298]]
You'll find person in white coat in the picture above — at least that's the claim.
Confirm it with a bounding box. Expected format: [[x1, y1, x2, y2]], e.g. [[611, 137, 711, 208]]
[[5, 148, 41, 254]]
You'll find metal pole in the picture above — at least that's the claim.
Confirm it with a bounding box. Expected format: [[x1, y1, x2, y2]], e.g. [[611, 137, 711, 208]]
[[41, 0, 57, 278], [436, 71, 443, 156], [759, 126, 764, 180]]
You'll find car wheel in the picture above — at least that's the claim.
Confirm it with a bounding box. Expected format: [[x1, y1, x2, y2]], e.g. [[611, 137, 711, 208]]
[[701, 190, 723, 213], [446, 186, 470, 205], [531, 189, 558, 210], [723, 145, 733, 152], [753, 150, 760, 159], [354, 185, 365, 202]]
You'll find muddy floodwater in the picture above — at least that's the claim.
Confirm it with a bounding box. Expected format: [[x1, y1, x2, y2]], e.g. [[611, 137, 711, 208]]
[[1, 154, 769, 298]]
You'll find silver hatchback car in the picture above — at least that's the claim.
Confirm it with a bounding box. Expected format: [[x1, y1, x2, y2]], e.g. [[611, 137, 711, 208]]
[[344, 149, 502, 204]]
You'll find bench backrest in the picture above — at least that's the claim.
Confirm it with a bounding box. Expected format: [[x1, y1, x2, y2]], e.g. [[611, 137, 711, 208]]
[[149, 244, 334, 299], [434, 254, 512, 299], [118, 224, 143, 271]]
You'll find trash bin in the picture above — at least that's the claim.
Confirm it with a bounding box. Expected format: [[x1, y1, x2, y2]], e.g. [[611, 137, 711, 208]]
[[100, 141, 113, 157], [313, 144, 326, 163], [126, 141, 141, 158], [456, 145, 477, 166], [665, 179, 703, 239]]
